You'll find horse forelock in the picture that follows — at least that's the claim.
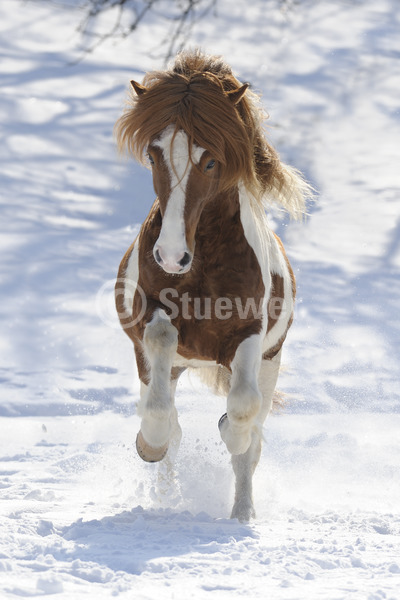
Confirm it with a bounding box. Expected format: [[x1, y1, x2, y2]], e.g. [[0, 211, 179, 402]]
[[115, 54, 267, 195]]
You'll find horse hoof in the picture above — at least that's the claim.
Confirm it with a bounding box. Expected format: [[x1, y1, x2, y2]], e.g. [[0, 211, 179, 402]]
[[218, 413, 228, 430], [136, 430, 168, 463], [218, 412, 251, 455], [231, 501, 256, 522]]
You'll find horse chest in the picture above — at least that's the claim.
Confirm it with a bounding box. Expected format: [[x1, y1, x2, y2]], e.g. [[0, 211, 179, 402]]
[[131, 202, 267, 366]]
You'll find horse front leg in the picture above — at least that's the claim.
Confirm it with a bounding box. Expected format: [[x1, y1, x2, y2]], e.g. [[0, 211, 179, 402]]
[[218, 335, 263, 457], [135, 309, 178, 463]]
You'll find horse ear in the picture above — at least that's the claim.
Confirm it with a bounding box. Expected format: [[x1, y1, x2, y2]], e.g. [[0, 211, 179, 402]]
[[227, 83, 249, 105], [130, 80, 147, 96]]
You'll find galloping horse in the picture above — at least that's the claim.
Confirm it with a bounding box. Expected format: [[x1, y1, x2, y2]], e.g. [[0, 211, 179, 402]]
[[115, 50, 311, 521]]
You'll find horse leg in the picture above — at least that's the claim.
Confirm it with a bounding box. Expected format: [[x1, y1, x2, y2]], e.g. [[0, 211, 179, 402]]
[[162, 378, 183, 463], [219, 334, 263, 456], [230, 350, 282, 521], [156, 395, 183, 500], [135, 309, 178, 462]]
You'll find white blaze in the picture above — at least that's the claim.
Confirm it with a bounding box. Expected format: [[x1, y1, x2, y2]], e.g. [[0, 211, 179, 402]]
[[154, 126, 204, 270]]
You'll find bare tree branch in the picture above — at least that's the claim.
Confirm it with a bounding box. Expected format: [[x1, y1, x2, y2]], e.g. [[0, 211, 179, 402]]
[[40, 0, 298, 64], [69, 0, 217, 64]]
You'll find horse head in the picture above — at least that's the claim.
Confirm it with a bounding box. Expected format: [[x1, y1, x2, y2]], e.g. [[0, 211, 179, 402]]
[[116, 71, 250, 275]]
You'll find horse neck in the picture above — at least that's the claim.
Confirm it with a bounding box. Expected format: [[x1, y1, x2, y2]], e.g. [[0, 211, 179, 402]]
[[200, 184, 267, 236], [203, 183, 273, 281]]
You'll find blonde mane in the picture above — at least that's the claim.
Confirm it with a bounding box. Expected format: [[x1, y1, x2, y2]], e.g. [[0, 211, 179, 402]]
[[115, 49, 313, 219]]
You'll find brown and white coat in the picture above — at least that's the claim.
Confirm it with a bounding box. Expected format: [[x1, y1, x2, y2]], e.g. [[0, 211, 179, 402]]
[[114, 51, 311, 521]]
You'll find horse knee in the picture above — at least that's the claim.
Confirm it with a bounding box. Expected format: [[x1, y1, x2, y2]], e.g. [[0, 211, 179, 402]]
[[144, 310, 178, 356]]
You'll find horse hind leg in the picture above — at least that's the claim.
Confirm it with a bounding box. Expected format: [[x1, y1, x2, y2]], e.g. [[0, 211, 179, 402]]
[[155, 401, 183, 503], [230, 431, 261, 521], [230, 349, 282, 521], [136, 309, 179, 462]]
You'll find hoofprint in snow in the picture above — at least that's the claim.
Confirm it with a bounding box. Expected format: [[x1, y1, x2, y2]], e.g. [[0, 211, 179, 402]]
[[0, 0, 399, 599]]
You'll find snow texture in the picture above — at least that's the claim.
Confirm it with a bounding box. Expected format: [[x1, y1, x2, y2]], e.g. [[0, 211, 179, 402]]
[[0, 0, 399, 598]]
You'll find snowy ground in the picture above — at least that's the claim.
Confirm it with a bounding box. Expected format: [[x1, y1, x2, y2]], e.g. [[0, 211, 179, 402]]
[[1, 0, 399, 598]]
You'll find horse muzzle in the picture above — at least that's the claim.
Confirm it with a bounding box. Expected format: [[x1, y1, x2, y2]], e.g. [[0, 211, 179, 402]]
[[153, 245, 193, 274]]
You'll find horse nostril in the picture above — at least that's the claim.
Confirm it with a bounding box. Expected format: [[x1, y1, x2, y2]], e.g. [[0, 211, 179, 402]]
[[155, 249, 163, 264], [154, 247, 191, 272], [179, 252, 191, 268]]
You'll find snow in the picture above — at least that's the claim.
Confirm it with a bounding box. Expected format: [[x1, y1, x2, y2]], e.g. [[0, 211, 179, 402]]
[[1, 0, 400, 598]]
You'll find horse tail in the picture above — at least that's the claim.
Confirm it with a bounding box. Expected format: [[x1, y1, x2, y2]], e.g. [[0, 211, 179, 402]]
[[189, 365, 284, 412], [189, 365, 231, 397]]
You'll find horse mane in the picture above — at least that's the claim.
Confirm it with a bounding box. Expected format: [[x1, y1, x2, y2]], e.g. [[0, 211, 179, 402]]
[[115, 49, 313, 219]]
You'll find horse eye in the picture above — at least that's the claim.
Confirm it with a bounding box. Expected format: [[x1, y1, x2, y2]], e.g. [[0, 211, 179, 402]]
[[205, 159, 215, 172], [148, 153, 155, 165]]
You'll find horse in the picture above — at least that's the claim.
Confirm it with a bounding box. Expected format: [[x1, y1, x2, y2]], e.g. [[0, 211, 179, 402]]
[[114, 50, 312, 521]]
